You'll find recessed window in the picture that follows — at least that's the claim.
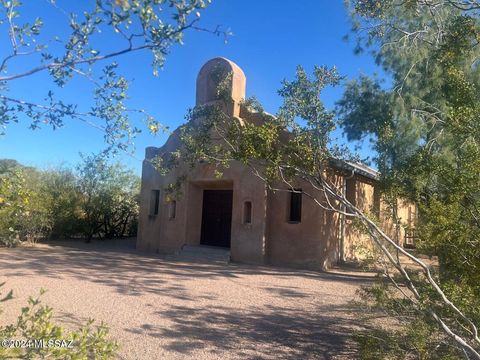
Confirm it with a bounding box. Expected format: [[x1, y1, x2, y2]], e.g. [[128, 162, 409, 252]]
[[243, 201, 252, 224], [150, 190, 160, 216], [373, 187, 381, 216], [289, 189, 302, 223], [408, 205, 415, 226], [168, 200, 176, 220], [345, 178, 356, 206]]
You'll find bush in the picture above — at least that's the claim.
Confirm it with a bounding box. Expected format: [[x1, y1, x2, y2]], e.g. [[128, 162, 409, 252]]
[[0, 168, 51, 246], [355, 279, 465, 360], [76, 154, 140, 241], [41, 168, 83, 239], [0, 158, 140, 246], [0, 283, 118, 359]]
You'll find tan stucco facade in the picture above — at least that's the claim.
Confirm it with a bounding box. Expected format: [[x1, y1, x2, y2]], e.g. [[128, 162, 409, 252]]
[[137, 57, 416, 270]]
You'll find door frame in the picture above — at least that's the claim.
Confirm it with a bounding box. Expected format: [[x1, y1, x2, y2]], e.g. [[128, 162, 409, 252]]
[[200, 189, 233, 248]]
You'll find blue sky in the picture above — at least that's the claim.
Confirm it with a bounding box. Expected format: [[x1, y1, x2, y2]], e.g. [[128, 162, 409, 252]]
[[0, 0, 381, 175]]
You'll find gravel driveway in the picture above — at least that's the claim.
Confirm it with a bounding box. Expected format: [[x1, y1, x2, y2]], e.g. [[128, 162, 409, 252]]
[[0, 240, 373, 359]]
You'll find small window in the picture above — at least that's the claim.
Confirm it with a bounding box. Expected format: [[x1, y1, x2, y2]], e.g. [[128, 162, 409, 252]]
[[168, 200, 176, 220], [407, 205, 415, 226], [345, 178, 356, 206], [150, 190, 160, 216], [289, 189, 302, 223], [373, 187, 381, 217], [243, 201, 252, 224]]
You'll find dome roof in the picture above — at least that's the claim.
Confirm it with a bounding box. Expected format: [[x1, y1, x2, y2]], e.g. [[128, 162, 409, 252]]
[[196, 57, 246, 109]]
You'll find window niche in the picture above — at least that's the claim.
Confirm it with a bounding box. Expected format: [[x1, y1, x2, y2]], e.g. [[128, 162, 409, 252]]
[[168, 200, 176, 220], [345, 178, 356, 207], [288, 189, 302, 223], [150, 190, 160, 216], [373, 186, 381, 217], [243, 201, 252, 225]]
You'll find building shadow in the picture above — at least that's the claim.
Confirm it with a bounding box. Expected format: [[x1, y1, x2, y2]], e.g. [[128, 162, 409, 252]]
[[1, 240, 377, 359], [1, 240, 374, 301], [125, 303, 366, 359]]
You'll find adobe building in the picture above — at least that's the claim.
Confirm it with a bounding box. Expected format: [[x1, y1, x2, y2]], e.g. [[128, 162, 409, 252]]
[[137, 57, 416, 270]]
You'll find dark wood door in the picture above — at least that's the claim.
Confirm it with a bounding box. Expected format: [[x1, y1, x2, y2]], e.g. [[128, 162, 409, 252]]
[[200, 190, 233, 248]]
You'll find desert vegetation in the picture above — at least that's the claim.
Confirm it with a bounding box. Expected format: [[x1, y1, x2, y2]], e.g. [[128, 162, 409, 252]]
[[0, 156, 139, 247]]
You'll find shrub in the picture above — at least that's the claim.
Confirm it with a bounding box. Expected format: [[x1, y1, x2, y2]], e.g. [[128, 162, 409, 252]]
[[0, 158, 140, 246], [0, 283, 118, 359]]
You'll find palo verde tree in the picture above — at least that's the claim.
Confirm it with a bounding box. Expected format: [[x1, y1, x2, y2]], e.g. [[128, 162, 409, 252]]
[[154, 52, 480, 360], [0, 0, 225, 153]]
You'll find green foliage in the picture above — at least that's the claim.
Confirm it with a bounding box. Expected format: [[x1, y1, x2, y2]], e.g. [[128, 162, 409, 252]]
[[0, 158, 140, 246], [42, 167, 84, 239], [354, 320, 459, 360], [0, 165, 51, 246], [336, 74, 392, 135], [355, 277, 465, 359], [0, 283, 117, 359], [76, 153, 140, 240], [173, 65, 346, 189], [340, 0, 480, 358], [0, 0, 221, 153]]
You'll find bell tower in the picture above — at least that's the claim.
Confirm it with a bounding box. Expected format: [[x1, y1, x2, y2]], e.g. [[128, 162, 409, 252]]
[[195, 57, 246, 117]]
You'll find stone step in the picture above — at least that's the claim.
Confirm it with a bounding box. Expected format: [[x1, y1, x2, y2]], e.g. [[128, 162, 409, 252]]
[[166, 245, 231, 264]]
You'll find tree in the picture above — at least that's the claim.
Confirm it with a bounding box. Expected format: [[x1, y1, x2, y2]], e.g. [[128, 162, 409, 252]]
[[76, 153, 139, 241], [152, 54, 480, 358], [41, 167, 83, 239], [335, 0, 480, 358], [93, 162, 140, 238], [0, 162, 52, 246], [0, 0, 225, 154], [0, 158, 140, 244]]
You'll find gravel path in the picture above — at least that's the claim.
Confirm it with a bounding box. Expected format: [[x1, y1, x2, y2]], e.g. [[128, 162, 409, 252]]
[[0, 240, 373, 359]]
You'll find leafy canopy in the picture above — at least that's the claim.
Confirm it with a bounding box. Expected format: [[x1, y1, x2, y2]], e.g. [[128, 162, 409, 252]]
[[339, 0, 480, 358], [0, 0, 224, 154]]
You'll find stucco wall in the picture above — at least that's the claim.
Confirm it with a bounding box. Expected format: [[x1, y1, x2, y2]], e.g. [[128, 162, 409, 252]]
[[265, 176, 342, 271], [136, 148, 165, 253], [343, 176, 376, 261], [136, 145, 268, 264], [342, 176, 417, 261]]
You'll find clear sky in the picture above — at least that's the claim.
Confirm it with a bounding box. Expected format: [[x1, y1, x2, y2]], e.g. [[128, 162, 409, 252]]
[[0, 0, 381, 175]]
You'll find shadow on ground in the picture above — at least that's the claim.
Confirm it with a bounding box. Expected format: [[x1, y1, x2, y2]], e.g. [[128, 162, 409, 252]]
[[132, 304, 364, 359], [1, 238, 374, 359], [1, 239, 372, 300]]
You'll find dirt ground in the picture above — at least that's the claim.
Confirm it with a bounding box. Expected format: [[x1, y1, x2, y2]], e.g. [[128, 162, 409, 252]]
[[0, 239, 374, 359]]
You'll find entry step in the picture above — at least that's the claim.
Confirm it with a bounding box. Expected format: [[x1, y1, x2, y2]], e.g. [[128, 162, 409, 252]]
[[166, 245, 231, 264]]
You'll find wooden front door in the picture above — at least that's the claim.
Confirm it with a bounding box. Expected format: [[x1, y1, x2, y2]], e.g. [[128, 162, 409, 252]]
[[200, 190, 233, 248]]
